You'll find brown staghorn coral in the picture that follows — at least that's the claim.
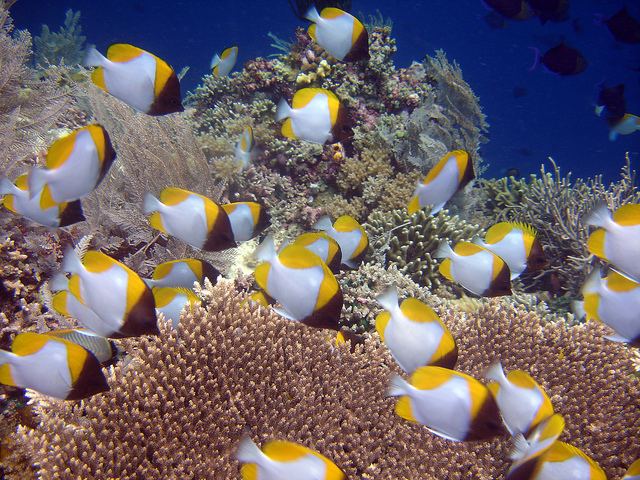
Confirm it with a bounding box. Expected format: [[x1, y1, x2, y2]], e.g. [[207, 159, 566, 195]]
[[13, 281, 639, 479]]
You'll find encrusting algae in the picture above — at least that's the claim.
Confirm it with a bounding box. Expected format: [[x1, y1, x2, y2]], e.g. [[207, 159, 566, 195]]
[[0, 1, 638, 479]]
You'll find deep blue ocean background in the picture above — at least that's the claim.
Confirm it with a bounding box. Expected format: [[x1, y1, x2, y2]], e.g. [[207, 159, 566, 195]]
[[13, 0, 640, 181]]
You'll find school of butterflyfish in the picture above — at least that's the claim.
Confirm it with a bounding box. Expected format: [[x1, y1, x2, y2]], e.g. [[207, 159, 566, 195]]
[[0, 3, 637, 478]]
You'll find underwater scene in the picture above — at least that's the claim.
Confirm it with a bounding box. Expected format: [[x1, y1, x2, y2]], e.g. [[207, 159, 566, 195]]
[[0, 0, 639, 478]]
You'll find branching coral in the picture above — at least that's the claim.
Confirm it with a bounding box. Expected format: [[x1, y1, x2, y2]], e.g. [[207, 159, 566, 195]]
[[33, 9, 86, 67]]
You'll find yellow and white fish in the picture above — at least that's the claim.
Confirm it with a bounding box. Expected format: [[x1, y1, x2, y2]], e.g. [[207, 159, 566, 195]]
[[624, 459, 640, 479], [0, 174, 85, 228], [292, 231, 342, 273], [276, 88, 349, 145], [211, 46, 238, 77], [581, 267, 640, 346], [304, 6, 369, 62], [84, 44, 183, 116], [609, 113, 640, 141], [245, 290, 275, 307], [375, 286, 457, 373], [235, 126, 255, 168], [236, 436, 346, 480], [45, 328, 116, 364], [485, 361, 554, 436], [143, 187, 235, 251], [0, 332, 109, 400], [474, 222, 547, 280], [435, 241, 512, 297], [254, 235, 343, 330], [144, 258, 220, 289], [585, 202, 640, 281], [313, 215, 368, 268], [54, 247, 158, 338], [152, 287, 201, 329], [27, 124, 116, 204], [387, 366, 504, 441], [222, 201, 269, 243], [407, 150, 475, 215]]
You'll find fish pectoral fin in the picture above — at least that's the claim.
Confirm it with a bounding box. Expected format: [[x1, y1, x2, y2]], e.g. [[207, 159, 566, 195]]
[[272, 306, 299, 321], [604, 334, 632, 344]]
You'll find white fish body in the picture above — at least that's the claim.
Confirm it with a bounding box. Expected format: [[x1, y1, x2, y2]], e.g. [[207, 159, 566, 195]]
[[314, 216, 360, 266], [145, 262, 199, 289], [609, 114, 640, 141], [305, 6, 355, 61], [143, 193, 209, 248], [226, 203, 257, 242], [412, 157, 461, 215], [276, 95, 332, 144], [436, 243, 495, 296], [51, 287, 118, 338], [535, 456, 592, 480], [475, 230, 527, 280], [0, 178, 63, 227]]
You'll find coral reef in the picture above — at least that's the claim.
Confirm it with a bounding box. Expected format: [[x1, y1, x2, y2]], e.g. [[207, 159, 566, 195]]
[[33, 9, 86, 67], [13, 281, 639, 479]]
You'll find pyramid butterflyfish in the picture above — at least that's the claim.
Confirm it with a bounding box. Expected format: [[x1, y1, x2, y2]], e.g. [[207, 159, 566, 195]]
[[275, 88, 349, 145], [221, 201, 269, 243], [609, 114, 640, 142], [387, 366, 505, 441], [375, 285, 457, 374], [435, 241, 512, 297], [624, 459, 640, 479], [485, 361, 554, 436], [211, 46, 238, 77], [84, 44, 183, 116], [254, 235, 343, 330], [585, 202, 640, 282], [407, 150, 474, 215], [152, 287, 201, 329], [143, 187, 236, 251], [235, 126, 255, 168], [474, 222, 546, 280], [313, 215, 368, 268], [292, 231, 342, 273], [0, 174, 84, 228], [581, 267, 640, 346], [0, 332, 109, 400], [52, 247, 158, 338], [144, 258, 220, 289], [304, 6, 369, 62], [236, 436, 346, 480], [45, 328, 117, 364], [27, 124, 116, 204]]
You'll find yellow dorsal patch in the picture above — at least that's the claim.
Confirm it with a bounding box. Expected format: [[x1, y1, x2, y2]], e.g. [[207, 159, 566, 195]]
[[410, 365, 455, 390], [86, 125, 106, 163], [606, 270, 640, 292], [484, 222, 516, 244], [452, 150, 470, 183], [263, 440, 311, 462], [506, 370, 538, 389], [221, 46, 237, 60], [83, 251, 118, 273], [106, 43, 145, 63], [587, 229, 607, 259], [68, 274, 83, 302], [11, 332, 55, 357], [240, 464, 258, 480], [14, 174, 28, 190], [543, 441, 590, 463], [46, 130, 78, 169], [281, 118, 296, 139], [395, 396, 417, 423], [293, 88, 337, 111], [424, 151, 456, 185], [159, 187, 193, 206], [320, 7, 346, 19], [39, 185, 58, 210], [612, 204, 640, 226], [334, 215, 361, 232], [52, 291, 71, 316], [438, 258, 454, 281], [149, 212, 166, 233], [153, 287, 198, 308], [314, 266, 339, 310], [254, 263, 271, 292], [454, 241, 485, 256], [400, 298, 440, 323], [375, 311, 391, 341], [279, 245, 323, 269], [153, 260, 178, 280], [307, 23, 317, 41], [582, 292, 600, 321], [91, 68, 107, 92]]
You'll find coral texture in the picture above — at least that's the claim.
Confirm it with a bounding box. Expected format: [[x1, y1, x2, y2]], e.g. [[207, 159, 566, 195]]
[[33, 9, 86, 67]]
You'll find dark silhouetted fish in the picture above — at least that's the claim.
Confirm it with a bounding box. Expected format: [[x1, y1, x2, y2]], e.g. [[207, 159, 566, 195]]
[[530, 42, 587, 75], [288, 0, 351, 19], [512, 85, 528, 98], [504, 167, 521, 177], [595, 83, 626, 125], [605, 7, 640, 44], [483, 0, 531, 20], [527, 0, 570, 24]]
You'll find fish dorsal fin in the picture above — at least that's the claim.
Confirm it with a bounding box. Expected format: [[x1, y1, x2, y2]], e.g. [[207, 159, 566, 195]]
[[506, 370, 538, 389], [423, 152, 452, 185], [484, 222, 514, 244], [51, 291, 71, 316], [263, 440, 311, 461], [46, 130, 78, 170], [159, 187, 193, 206], [11, 332, 51, 356], [293, 88, 337, 109], [400, 298, 440, 323], [106, 43, 145, 63], [333, 215, 361, 232], [543, 441, 587, 463], [606, 269, 640, 292], [320, 7, 346, 19], [613, 204, 640, 226], [454, 241, 484, 256], [279, 244, 322, 269], [410, 366, 453, 390], [83, 250, 117, 273], [153, 259, 178, 280], [14, 174, 28, 190], [438, 258, 454, 281], [221, 46, 237, 60], [375, 311, 391, 341], [512, 221, 537, 238], [307, 23, 317, 41], [153, 287, 198, 308]]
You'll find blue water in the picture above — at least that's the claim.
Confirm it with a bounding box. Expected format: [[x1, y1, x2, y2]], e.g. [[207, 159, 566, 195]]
[[14, 0, 640, 181]]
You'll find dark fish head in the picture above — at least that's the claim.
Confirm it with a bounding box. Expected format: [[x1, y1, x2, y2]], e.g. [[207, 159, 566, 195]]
[[543, 43, 587, 75]]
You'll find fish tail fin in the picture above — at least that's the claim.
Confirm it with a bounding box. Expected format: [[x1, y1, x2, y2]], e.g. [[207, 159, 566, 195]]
[[27, 167, 49, 198], [143, 193, 163, 215], [584, 201, 611, 228], [376, 285, 399, 312], [210, 53, 221, 70], [0, 177, 19, 196], [434, 241, 454, 259], [528, 47, 540, 72], [0, 349, 18, 366], [275, 99, 292, 121], [303, 5, 321, 22], [236, 435, 265, 464], [61, 246, 84, 276], [313, 215, 333, 232], [254, 234, 276, 262], [83, 47, 108, 68], [484, 361, 506, 384], [387, 374, 410, 397]]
